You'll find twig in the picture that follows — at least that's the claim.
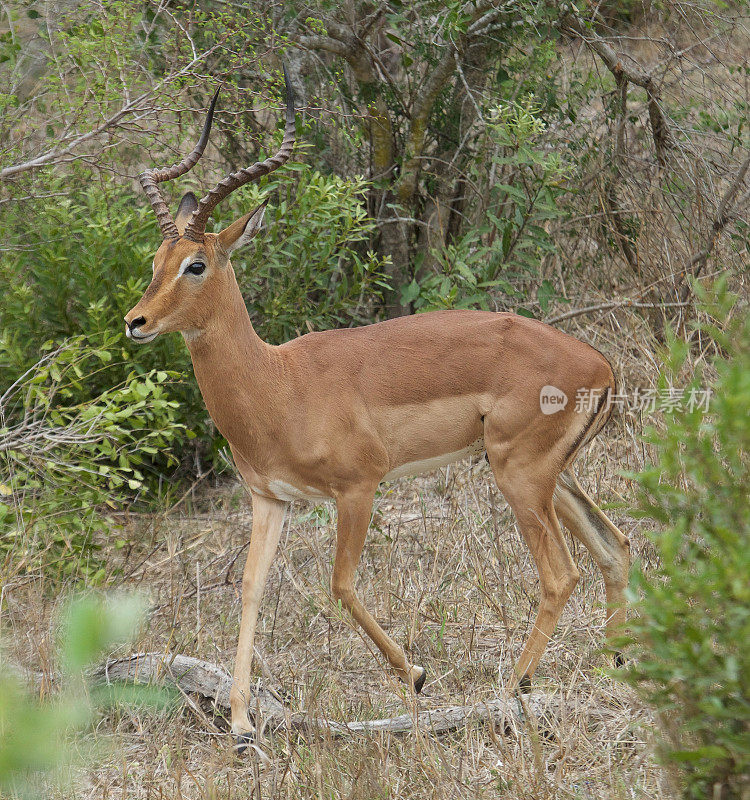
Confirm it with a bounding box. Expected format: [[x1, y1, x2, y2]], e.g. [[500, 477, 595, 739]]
[[677, 151, 750, 301], [0, 47, 220, 180], [546, 299, 690, 325]]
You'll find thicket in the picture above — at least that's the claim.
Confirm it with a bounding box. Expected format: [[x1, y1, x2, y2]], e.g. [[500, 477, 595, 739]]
[[624, 287, 749, 800]]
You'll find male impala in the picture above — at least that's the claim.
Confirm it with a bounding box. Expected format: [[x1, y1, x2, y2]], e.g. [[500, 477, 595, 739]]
[[126, 69, 630, 748]]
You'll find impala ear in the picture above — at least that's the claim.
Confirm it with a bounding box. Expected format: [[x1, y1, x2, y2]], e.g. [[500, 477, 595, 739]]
[[217, 200, 268, 256], [175, 192, 198, 235]]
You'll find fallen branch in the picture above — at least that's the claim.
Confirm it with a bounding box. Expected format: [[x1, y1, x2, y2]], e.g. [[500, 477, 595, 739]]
[[94, 653, 559, 736], [16, 651, 565, 738], [304, 694, 558, 737]]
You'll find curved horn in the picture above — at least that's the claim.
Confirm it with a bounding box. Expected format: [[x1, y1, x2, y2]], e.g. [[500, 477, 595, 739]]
[[183, 66, 296, 243], [139, 87, 221, 240]]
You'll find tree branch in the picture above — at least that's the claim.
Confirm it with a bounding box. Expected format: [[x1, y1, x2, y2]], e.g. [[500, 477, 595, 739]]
[[560, 13, 674, 163], [295, 33, 351, 59], [678, 151, 750, 300], [546, 299, 690, 325], [0, 48, 219, 181]]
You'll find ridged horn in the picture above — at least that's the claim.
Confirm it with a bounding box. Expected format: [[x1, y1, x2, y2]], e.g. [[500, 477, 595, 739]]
[[183, 66, 296, 243], [138, 87, 220, 240]]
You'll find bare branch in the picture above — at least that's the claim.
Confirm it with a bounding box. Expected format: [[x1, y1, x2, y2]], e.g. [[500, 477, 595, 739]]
[[678, 151, 750, 300], [560, 13, 675, 162], [0, 48, 220, 181], [546, 299, 691, 325]]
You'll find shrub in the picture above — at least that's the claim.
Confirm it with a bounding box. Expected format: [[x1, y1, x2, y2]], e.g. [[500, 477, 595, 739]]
[[404, 97, 569, 314], [213, 165, 389, 343], [0, 186, 205, 468], [0, 339, 184, 580], [622, 286, 749, 799]]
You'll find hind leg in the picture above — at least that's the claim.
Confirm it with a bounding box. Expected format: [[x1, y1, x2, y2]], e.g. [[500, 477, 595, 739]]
[[486, 446, 580, 689], [553, 469, 630, 661]]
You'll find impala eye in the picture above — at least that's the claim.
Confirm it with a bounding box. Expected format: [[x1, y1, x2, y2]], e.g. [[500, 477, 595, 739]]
[[186, 261, 206, 276]]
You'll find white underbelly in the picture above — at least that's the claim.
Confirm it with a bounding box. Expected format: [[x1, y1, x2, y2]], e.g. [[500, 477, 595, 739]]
[[263, 480, 332, 502], [383, 438, 485, 481], [253, 438, 486, 502], [246, 479, 331, 502]]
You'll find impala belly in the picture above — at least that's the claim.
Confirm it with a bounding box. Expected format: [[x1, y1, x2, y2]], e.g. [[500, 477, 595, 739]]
[[384, 438, 485, 481], [249, 439, 487, 502], [265, 480, 331, 502]]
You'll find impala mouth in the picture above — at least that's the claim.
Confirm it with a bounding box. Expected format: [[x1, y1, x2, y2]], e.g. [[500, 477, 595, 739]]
[[126, 326, 160, 343]]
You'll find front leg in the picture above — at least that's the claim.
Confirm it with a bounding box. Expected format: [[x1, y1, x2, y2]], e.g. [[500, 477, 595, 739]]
[[230, 492, 288, 749], [333, 485, 426, 692]]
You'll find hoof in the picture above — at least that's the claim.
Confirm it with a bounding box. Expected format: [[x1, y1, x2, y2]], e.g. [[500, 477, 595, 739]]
[[234, 732, 254, 754], [518, 674, 532, 694], [613, 651, 626, 668], [400, 665, 427, 694], [413, 666, 427, 694]]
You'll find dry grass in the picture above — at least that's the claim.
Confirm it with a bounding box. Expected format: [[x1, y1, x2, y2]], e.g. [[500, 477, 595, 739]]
[[3, 310, 684, 799]]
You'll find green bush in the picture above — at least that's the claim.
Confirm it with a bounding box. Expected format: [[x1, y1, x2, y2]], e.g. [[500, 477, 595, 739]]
[[404, 97, 569, 314], [0, 186, 205, 467], [623, 286, 749, 799], [0, 339, 184, 580], [223, 166, 389, 343]]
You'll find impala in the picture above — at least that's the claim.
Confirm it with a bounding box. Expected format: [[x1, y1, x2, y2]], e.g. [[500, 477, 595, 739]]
[[125, 69, 630, 748]]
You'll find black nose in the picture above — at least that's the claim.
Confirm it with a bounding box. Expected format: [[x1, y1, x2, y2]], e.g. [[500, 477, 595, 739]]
[[128, 316, 146, 330]]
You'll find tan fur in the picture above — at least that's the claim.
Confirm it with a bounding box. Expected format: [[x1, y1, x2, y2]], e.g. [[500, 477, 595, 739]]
[[125, 221, 628, 739]]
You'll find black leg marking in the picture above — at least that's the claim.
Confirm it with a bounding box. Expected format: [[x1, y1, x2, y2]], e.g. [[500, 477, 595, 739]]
[[518, 674, 532, 694], [613, 651, 626, 669]]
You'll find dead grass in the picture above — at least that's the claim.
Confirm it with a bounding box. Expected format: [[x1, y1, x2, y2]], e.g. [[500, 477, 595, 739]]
[[3, 309, 681, 799]]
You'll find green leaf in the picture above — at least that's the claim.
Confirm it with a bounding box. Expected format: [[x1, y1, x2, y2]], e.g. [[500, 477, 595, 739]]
[[537, 279, 556, 313], [400, 279, 421, 305], [60, 595, 145, 675]]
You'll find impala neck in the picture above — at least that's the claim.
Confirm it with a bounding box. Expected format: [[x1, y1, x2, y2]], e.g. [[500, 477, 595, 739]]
[[183, 268, 277, 438]]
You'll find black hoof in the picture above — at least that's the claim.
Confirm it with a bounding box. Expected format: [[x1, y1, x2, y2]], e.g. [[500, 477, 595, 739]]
[[613, 651, 626, 668], [413, 667, 427, 694], [518, 674, 532, 694], [234, 733, 253, 753]]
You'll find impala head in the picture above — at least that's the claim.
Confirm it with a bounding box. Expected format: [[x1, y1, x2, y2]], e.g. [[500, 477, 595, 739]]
[[125, 68, 295, 343]]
